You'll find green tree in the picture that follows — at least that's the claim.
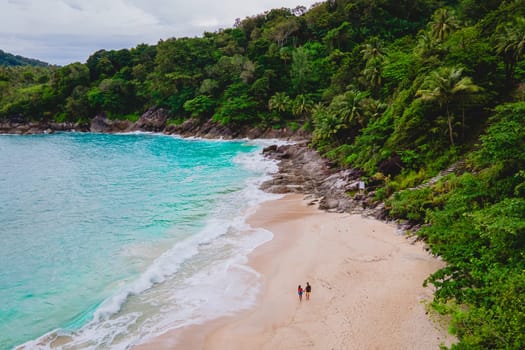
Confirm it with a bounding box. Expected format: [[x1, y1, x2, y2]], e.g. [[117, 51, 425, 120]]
[[198, 79, 219, 96], [213, 83, 257, 125], [183, 95, 215, 120], [64, 85, 91, 121], [268, 92, 292, 114], [495, 16, 525, 87], [250, 77, 271, 103], [362, 58, 383, 95], [312, 104, 345, 147], [329, 89, 369, 128], [416, 29, 438, 58], [290, 47, 313, 94], [291, 94, 314, 121], [360, 37, 385, 63], [417, 67, 480, 146], [429, 8, 460, 43], [87, 78, 134, 115], [207, 55, 254, 86], [477, 102, 525, 171], [86, 50, 115, 81], [361, 38, 385, 96], [324, 22, 355, 51], [279, 46, 293, 65], [263, 16, 300, 47], [52, 63, 90, 98]]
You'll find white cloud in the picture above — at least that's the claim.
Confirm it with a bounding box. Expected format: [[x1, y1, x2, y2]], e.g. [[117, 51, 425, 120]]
[[0, 0, 319, 65], [1, 0, 162, 36]]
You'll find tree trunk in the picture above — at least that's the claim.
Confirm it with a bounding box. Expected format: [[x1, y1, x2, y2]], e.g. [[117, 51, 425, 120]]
[[447, 104, 454, 146], [462, 104, 465, 142]]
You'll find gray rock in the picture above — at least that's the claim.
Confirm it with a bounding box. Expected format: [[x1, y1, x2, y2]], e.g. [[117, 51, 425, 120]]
[[90, 113, 132, 133], [264, 185, 292, 194], [320, 198, 339, 210], [260, 142, 380, 216], [133, 108, 168, 132]]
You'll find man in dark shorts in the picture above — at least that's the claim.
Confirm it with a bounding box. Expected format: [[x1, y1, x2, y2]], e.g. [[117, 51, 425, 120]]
[[305, 282, 311, 300]]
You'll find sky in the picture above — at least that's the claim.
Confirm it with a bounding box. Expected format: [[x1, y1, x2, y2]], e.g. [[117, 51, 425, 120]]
[[0, 0, 320, 66]]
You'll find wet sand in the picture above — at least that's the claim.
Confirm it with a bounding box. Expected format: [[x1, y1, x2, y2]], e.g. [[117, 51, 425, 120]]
[[139, 194, 454, 349]]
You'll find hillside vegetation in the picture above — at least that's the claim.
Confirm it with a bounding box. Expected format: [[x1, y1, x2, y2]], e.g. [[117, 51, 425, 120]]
[[0, 49, 50, 67], [1, 0, 524, 348]]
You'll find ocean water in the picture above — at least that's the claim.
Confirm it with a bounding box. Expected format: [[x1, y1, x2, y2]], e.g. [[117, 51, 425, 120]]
[[0, 132, 281, 349]]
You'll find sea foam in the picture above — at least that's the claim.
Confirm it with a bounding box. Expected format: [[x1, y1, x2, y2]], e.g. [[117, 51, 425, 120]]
[[16, 137, 281, 350]]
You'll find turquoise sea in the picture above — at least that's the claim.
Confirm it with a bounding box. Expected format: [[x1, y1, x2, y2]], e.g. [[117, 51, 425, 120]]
[[0, 132, 280, 349]]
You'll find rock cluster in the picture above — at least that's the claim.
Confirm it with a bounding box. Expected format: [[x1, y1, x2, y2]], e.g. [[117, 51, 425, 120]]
[[165, 118, 309, 140], [1, 109, 309, 140], [90, 113, 132, 133], [260, 142, 388, 220], [0, 120, 89, 134], [133, 108, 168, 132], [89, 109, 169, 133]]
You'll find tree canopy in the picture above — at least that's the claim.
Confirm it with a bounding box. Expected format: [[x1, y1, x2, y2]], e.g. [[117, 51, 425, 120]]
[[1, 1, 525, 348]]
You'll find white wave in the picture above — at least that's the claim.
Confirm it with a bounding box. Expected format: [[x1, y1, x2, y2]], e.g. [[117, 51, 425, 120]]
[[20, 143, 281, 350], [243, 138, 296, 147]]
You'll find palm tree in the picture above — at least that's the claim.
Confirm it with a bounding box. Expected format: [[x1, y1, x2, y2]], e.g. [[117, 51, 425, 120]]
[[329, 90, 368, 128], [359, 97, 387, 125], [268, 92, 291, 114], [279, 47, 293, 65], [416, 29, 437, 58], [495, 17, 525, 87], [292, 94, 314, 121], [417, 67, 480, 146], [360, 37, 385, 62], [361, 38, 385, 96], [312, 105, 345, 146], [362, 59, 383, 95], [429, 8, 460, 43]]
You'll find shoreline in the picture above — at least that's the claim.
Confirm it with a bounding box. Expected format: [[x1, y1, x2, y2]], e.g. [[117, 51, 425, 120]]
[[0, 113, 309, 140], [138, 194, 454, 349]]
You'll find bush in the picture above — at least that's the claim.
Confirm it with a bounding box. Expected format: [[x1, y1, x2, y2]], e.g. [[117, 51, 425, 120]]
[[386, 187, 434, 222]]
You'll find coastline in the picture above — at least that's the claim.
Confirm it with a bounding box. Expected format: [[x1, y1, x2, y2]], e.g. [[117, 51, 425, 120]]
[[0, 111, 308, 141], [139, 194, 455, 349]]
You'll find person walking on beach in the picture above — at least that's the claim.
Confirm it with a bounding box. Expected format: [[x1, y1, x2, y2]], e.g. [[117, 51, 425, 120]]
[[305, 282, 311, 300], [298, 285, 303, 302]]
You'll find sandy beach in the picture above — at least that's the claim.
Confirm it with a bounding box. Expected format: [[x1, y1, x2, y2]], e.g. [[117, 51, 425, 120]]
[[140, 194, 454, 349]]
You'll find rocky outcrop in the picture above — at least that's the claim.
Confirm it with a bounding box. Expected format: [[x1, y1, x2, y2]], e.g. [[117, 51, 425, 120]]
[[164, 118, 310, 140], [49, 122, 88, 132], [260, 142, 331, 194], [1, 107, 311, 140], [0, 121, 87, 134], [132, 108, 168, 132], [260, 142, 387, 219], [165, 118, 240, 139], [90, 113, 132, 133]]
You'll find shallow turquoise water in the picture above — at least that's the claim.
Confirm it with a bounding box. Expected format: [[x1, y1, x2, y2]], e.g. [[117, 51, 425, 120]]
[[0, 133, 275, 349]]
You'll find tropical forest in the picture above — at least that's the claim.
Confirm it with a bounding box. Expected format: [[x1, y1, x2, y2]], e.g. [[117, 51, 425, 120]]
[[1, 0, 524, 348]]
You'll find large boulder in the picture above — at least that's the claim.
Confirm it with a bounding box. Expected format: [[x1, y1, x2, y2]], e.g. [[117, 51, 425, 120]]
[[90, 113, 132, 133], [165, 118, 199, 136], [133, 108, 169, 132]]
